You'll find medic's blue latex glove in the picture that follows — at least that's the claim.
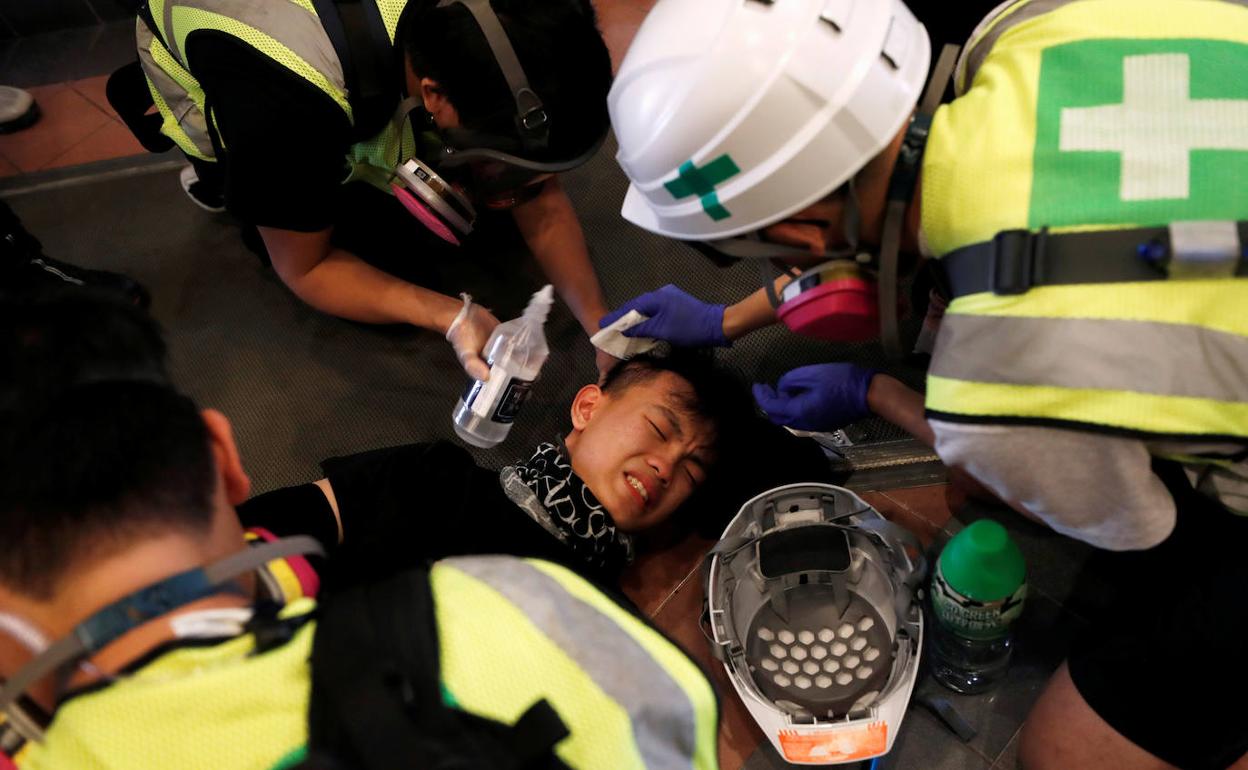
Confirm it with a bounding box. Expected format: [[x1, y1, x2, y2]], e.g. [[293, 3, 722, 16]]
[[598, 284, 729, 347], [752, 363, 878, 431]]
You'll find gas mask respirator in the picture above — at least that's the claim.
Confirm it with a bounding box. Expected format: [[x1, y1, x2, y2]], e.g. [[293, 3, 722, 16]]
[[389, 0, 604, 246]]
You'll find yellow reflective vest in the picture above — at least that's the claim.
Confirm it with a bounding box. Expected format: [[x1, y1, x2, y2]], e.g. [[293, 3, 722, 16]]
[[137, 0, 417, 192], [922, 0, 1248, 442], [18, 557, 719, 770]]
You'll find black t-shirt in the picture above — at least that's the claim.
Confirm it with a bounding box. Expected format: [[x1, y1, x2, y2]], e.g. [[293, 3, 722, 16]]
[[238, 441, 617, 587], [183, 32, 355, 232]]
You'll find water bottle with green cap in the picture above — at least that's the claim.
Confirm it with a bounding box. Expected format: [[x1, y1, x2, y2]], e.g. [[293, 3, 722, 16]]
[[929, 519, 1027, 694]]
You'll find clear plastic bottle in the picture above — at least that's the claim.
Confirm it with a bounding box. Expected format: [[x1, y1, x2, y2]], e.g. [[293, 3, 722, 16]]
[[928, 520, 1027, 694], [452, 285, 553, 448]]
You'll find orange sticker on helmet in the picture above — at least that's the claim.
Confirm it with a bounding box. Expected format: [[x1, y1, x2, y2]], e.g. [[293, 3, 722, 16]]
[[778, 722, 888, 763]]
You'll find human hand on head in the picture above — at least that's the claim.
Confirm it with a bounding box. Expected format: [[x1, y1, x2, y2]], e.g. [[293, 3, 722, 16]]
[[752, 363, 877, 431], [598, 284, 728, 347], [445, 293, 499, 381]]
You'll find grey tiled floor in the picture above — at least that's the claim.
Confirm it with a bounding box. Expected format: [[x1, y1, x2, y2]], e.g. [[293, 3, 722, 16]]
[[0, 19, 134, 88]]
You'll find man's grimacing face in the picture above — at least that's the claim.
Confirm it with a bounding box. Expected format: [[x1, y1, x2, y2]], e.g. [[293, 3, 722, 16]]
[[565, 372, 717, 533]]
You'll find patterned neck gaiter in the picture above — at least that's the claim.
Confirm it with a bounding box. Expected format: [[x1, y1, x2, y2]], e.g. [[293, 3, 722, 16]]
[[500, 440, 634, 574]]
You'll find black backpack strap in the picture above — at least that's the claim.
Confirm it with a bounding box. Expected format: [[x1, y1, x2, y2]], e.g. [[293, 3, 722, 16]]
[[309, 0, 400, 141], [304, 567, 572, 770], [306, 568, 447, 768]]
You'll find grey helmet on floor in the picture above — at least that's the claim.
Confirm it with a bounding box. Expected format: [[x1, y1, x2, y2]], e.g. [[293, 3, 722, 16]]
[[704, 483, 926, 765]]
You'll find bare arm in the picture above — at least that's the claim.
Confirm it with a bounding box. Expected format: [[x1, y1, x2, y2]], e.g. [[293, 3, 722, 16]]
[[511, 176, 609, 336], [863, 376, 1017, 515], [866, 374, 935, 448], [721, 277, 785, 340], [259, 225, 464, 332]]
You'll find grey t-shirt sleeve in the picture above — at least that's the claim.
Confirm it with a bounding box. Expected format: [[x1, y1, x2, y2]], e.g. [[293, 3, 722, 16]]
[[929, 420, 1178, 550]]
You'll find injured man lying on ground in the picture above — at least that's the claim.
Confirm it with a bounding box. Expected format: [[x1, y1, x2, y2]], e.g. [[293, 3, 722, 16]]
[[239, 349, 831, 590]]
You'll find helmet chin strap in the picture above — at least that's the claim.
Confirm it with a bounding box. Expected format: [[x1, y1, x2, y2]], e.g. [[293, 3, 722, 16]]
[[0, 536, 324, 744], [876, 44, 961, 359]]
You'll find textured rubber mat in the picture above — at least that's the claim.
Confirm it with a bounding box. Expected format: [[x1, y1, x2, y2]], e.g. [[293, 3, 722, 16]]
[[5, 136, 927, 492]]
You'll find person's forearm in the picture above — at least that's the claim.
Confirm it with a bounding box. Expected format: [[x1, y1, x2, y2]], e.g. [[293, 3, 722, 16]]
[[721, 280, 782, 340], [513, 178, 608, 334], [867, 374, 935, 448], [261, 226, 461, 332], [288, 247, 463, 329]]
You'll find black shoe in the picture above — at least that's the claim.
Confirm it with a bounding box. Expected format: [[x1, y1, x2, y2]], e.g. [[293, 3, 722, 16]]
[[19, 254, 151, 308], [0, 202, 151, 308]]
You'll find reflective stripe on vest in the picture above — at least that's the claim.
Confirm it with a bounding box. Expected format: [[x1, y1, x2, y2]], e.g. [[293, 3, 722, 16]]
[[137, 20, 214, 159], [431, 557, 720, 770], [930, 313, 1248, 403], [922, 0, 1248, 440], [138, 0, 414, 189], [164, 0, 352, 116]]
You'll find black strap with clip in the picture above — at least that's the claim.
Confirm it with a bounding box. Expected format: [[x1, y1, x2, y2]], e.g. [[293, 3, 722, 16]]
[[941, 221, 1248, 298]]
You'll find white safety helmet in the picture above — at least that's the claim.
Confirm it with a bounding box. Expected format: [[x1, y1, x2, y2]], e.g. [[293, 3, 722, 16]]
[[704, 483, 926, 764], [610, 0, 931, 241]]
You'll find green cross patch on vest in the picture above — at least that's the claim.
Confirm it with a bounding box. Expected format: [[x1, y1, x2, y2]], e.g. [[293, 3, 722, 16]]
[[920, 0, 1248, 443], [1030, 38, 1248, 229]]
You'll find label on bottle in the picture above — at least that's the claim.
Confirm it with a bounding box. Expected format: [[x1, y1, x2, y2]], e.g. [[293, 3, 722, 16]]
[[462, 366, 536, 424], [931, 566, 1027, 641], [491, 377, 534, 423]]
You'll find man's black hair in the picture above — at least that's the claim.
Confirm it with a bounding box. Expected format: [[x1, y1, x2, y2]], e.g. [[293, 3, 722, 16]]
[[403, 0, 612, 161], [0, 291, 215, 599], [600, 348, 753, 459], [600, 350, 834, 536]]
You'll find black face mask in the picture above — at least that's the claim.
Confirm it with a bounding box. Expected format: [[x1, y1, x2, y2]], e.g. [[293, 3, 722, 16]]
[[500, 440, 635, 575]]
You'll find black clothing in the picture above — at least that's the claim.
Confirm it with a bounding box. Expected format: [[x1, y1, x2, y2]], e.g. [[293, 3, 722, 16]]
[[1067, 461, 1248, 770], [174, 0, 438, 232], [0, 200, 150, 307], [182, 33, 353, 232], [238, 441, 618, 588], [304, 566, 573, 770], [238, 413, 840, 587], [503, 440, 634, 574]]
